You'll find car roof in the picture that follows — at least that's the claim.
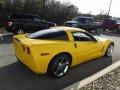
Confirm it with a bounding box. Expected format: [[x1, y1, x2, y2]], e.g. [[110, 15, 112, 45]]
[[9, 13, 39, 17], [51, 26, 85, 32], [8, 14, 42, 19]]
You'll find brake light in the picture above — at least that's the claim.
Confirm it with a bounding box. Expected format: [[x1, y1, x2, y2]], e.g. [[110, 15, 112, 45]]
[[26, 47, 30, 55], [8, 21, 13, 27]]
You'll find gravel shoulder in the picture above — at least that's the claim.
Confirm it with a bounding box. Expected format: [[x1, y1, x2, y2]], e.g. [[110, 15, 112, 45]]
[[80, 66, 120, 90]]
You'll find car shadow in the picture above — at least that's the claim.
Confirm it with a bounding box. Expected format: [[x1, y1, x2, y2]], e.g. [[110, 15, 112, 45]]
[[0, 57, 112, 90]]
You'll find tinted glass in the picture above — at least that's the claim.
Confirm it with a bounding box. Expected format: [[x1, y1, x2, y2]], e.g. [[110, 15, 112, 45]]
[[72, 32, 93, 41], [73, 17, 93, 23], [111, 20, 116, 24], [33, 16, 42, 22], [116, 20, 120, 24], [9, 14, 33, 19], [27, 29, 69, 40]]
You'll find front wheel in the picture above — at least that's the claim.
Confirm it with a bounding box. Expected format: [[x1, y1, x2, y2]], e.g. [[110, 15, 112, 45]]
[[104, 44, 114, 57], [48, 54, 71, 77]]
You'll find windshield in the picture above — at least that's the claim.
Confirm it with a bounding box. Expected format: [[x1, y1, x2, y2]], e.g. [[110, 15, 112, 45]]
[[73, 17, 86, 22], [116, 20, 120, 24], [73, 17, 93, 23]]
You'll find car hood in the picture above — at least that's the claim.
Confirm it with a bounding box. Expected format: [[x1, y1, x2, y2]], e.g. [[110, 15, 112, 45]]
[[65, 21, 78, 24]]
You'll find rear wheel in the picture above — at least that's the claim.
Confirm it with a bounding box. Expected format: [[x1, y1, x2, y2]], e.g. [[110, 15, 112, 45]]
[[104, 44, 114, 57], [48, 54, 71, 77]]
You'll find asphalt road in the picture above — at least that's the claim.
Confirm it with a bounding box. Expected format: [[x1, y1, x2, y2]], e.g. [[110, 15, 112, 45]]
[[0, 32, 120, 90]]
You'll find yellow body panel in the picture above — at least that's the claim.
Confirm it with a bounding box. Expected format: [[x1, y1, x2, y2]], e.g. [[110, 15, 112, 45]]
[[13, 26, 113, 74]]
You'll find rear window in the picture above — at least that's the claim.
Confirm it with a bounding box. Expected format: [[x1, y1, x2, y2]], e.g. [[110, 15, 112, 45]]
[[27, 29, 69, 41]]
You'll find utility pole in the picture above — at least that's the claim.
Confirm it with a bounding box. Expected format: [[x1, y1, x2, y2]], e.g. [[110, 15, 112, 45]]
[[108, 0, 112, 16]]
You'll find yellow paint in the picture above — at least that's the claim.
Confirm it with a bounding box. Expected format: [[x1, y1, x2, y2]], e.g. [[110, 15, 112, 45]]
[[13, 26, 113, 74]]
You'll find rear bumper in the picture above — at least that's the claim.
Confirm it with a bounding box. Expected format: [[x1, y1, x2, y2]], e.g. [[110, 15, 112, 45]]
[[16, 56, 39, 73], [13, 37, 51, 74], [16, 55, 48, 74]]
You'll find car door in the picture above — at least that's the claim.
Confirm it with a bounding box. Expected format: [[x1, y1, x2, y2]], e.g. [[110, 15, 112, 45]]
[[72, 31, 102, 63]]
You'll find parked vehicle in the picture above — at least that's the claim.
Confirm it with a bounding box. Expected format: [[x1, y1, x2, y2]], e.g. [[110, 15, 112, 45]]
[[6, 14, 56, 34], [64, 16, 102, 33], [13, 26, 114, 77], [102, 18, 120, 33]]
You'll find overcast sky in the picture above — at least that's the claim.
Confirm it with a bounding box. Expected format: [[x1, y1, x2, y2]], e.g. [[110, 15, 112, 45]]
[[60, 0, 120, 17]]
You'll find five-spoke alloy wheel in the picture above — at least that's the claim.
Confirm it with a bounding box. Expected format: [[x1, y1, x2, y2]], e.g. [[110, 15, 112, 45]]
[[48, 54, 71, 77], [105, 44, 114, 57]]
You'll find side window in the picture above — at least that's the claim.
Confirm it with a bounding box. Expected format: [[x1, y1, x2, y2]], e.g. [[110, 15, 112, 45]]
[[88, 18, 94, 23], [72, 32, 93, 41], [9, 15, 33, 20], [33, 16, 43, 22], [33, 17, 41, 22], [111, 20, 116, 24], [79, 18, 86, 23]]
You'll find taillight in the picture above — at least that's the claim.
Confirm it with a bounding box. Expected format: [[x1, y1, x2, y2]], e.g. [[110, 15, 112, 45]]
[[26, 47, 30, 55], [8, 21, 13, 27], [22, 44, 25, 51]]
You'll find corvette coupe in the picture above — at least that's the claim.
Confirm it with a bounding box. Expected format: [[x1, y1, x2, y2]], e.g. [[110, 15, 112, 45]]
[[13, 26, 114, 77]]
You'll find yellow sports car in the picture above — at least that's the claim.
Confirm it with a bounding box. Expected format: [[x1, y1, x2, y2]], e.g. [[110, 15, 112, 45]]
[[13, 26, 114, 77]]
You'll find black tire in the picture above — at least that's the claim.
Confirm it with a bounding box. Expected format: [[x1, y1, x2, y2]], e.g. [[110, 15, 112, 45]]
[[14, 27, 25, 35], [104, 44, 114, 57], [48, 54, 71, 78]]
